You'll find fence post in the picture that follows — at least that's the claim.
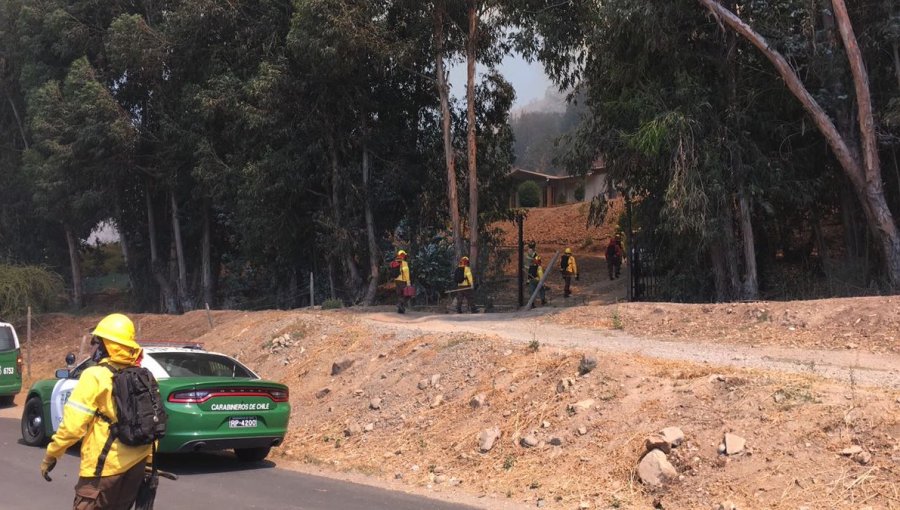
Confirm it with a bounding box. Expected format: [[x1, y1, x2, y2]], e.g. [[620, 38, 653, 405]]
[[205, 303, 214, 330], [26, 306, 32, 379], [309, 272, 315, 307], [517, 213, 525, 308]]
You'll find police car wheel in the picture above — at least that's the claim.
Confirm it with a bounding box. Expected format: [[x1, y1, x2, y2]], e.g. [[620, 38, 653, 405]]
[[21, 396, 47, 446], [234, 446, 271, 462]]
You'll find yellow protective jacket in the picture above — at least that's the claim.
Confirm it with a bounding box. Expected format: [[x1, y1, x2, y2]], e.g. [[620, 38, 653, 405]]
[[46, 341, 152, 477], [457, 266, 474, 288], [394, 259, 410, 284], [563, 255, 578, 276]]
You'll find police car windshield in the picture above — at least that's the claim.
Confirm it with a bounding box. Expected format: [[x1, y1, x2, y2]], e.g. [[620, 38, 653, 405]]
[[148, 352, 255, 378], [0, 326, 15, 352]]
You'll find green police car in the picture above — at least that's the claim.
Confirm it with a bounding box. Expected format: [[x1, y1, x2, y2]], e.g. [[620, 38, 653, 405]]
[[21, 346, 290, 462], [0, 322, 23, 405]]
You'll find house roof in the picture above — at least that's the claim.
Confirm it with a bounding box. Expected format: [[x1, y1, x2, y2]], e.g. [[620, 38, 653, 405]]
[[509, 162, 607, 181], [509, 167, 570, 181]]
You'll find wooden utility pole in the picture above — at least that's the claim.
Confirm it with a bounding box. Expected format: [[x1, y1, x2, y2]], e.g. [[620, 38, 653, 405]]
[[26, 306, 31, 379], [517, 214, 525, 308]]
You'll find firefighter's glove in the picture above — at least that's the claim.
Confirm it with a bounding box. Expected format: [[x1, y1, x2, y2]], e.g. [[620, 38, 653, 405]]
[[40, 455, 56, 481]]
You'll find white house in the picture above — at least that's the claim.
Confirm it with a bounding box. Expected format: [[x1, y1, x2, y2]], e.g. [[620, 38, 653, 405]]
[[508, 159, 613, 207]]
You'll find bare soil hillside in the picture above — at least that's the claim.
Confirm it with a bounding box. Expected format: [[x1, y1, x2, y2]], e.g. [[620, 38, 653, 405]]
[[10, 301, 900, 510]]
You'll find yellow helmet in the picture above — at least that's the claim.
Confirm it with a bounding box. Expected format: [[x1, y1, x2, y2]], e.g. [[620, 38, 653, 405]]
[[397, 250, 407, 257], [564, 248, 572, 254], [92, 313, 139, 350]]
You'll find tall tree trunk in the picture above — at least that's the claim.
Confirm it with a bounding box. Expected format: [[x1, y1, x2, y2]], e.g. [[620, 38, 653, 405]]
[[145, 181, 159, 263], [466, 0, 480, 276], [722, 8, 758, 300], [892, 42, 900, 90], [327, 138, 362, 298], [697, 0, 900, 286], [201, 202, 213, 307], [64, 227, 83, 309], [362, 144, 380, 306], [327, 259, 336, 301], [145, 184, 177, 313], [709, 241, 730, 302], [434, 2, 463, 261], [840, 182, 860, 258], [5, 93, 28, 150], [171, 191, 191, 311], [738, 188, 758, 299], [719, 198, 741, 299]]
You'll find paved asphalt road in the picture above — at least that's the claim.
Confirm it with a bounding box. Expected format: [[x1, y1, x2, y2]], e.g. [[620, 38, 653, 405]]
[[0, 417, 481, 510]]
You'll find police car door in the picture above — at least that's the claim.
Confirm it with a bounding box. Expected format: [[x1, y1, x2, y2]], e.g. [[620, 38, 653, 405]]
[[49, 360, 89, 431]]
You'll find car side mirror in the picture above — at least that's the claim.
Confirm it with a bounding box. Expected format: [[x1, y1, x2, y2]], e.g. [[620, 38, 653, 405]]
[[55, 369, 70, 379], [65, 353, 76, 366]]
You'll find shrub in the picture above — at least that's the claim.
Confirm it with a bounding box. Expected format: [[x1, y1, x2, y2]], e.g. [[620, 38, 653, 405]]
[[517, 181, 541, 207], [321, 298, 343, 310], [0, 265, 64, 319], [574, 183, 585, 202]]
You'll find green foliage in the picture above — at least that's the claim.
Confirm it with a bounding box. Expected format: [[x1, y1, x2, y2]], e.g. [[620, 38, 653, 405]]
[[0, 265, 64, 319], [321, 299, 343, 310], [517, 181, 541, 207], [409, 234, 457, 300], [527, 339, 540, 352], [573, 183, 585, 202], [611, 309, 623, 330]]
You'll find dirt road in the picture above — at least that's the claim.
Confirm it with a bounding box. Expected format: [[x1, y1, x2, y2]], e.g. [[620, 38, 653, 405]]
[[362, 310, 900, 389]]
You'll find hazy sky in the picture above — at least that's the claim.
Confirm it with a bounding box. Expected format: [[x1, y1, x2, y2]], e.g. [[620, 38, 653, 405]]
[[448, 53, 560, 113]]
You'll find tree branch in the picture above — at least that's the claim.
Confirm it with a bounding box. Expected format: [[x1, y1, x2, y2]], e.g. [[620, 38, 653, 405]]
[[696, 0, 864, 187], [831, 0, 880, 183]]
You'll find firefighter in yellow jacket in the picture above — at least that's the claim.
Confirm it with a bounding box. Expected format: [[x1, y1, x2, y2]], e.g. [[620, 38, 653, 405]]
[[454, 256, 476, 314], [392, 250, 412, 314], [560, 247, 579, 298], [40, 313, 152, 510]]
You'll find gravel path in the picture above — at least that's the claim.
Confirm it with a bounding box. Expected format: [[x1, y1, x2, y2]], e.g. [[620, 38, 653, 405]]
[[362, 311, 900, 389]]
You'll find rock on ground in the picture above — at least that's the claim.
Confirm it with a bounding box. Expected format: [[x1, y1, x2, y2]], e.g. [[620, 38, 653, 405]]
[[479, 426, 501, 452], [578, 355, 597, 375], [724, 433, 746, 455], [331, 358, 354, 376], [638, 449, 677, 487], [645, 433, 671, 454], [660, 426, 684, 447], [520, 435, 539, 448]]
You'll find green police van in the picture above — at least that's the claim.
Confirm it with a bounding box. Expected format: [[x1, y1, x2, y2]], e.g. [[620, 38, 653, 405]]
[[0, 322, 23, 405]]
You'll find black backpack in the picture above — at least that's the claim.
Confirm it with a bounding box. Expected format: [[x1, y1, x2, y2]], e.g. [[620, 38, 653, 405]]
[[560, 255, 570, 272], [527, 264, 538, 279], [95, 364, 168, 475], [389, 260, 402, 279], [453, 266, 467, 285]]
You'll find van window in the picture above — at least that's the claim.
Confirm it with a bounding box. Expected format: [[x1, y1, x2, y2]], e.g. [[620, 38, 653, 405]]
[[0, 326, 16, 352]]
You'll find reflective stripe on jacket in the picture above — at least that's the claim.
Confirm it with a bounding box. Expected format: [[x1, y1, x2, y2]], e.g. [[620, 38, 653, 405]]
[[46, 349, 152, 477]]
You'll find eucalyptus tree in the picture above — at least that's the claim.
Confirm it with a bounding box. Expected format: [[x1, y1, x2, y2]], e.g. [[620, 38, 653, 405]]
[[25, 57, 135, 308], [698, 0, 900, 287]]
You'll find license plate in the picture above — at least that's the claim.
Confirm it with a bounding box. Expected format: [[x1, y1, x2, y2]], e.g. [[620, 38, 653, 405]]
[[229, 417, 258, 428]]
